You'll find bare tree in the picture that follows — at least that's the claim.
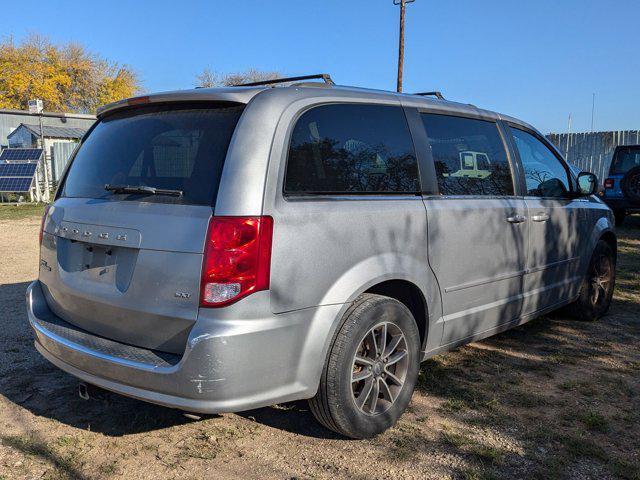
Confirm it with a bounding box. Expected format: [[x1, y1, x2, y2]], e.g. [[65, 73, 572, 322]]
[[195, 68, 220, 88], [196, 68, 281, 87]]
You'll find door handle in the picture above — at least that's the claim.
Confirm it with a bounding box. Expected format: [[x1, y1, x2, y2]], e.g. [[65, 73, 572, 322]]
[[531, 213, 550, 222], [507, 214, 527, 224]]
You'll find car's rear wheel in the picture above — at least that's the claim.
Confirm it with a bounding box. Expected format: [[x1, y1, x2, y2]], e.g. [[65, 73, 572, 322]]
[[309, 294, 420, 439], [567, 240, 616, 321]]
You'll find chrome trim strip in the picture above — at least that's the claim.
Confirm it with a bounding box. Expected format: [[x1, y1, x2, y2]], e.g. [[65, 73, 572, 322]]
[[444, 256, 581, 293], [525, 256, 580, 275], [444, 270, 526, 293]]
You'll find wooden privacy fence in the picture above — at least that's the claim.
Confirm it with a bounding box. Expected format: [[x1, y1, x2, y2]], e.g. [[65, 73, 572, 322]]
[[547, 130, 640, 184]]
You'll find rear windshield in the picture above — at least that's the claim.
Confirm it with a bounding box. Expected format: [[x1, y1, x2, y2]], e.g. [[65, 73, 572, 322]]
[[610, 146, 640, 175], [60, 103, 244, 205]]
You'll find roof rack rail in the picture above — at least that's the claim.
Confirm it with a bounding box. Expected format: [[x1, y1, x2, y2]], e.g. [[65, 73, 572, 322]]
[[234, 73, 335, 87], [413, 91, 445, 100]]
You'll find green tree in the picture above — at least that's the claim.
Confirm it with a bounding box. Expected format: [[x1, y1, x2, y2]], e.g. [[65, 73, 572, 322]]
[[0, 34, 141, 113]]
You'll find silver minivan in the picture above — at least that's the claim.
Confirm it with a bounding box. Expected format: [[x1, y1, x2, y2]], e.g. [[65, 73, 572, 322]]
[[27, 75, 616, 438]]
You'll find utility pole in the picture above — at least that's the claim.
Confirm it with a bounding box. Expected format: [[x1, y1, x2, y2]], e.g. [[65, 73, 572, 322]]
[[394, 0, 415, 93], [565, 113, 572, 160], [29, 99, 49, 202], [590, 93, 596, 132]]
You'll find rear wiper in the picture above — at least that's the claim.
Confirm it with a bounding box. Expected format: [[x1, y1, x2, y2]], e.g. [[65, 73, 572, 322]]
[[104, 184, 183, 197]]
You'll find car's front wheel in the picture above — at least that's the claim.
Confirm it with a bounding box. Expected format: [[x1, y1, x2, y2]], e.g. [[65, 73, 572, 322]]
[[309, 294, 421, 439], [567, 240, 616, 321]]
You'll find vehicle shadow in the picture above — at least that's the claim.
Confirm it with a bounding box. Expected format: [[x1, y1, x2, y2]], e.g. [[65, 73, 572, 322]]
[[1, 281, 192, 437], [0, 281, 341, 440]]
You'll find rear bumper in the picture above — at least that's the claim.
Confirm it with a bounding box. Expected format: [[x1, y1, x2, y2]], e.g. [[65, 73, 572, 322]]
[[27, 280, 343, 413]]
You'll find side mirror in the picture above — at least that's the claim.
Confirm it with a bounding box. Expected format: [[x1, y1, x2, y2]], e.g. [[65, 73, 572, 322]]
[[577, 172, 598, 196]]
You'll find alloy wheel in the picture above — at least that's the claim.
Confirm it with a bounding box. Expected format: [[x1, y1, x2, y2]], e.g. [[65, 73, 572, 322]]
[[589, 254, 613, 307], [351, 322, 409, 416]]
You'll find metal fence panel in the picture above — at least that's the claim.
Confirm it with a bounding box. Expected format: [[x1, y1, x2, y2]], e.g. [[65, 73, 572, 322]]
[[51, 142, 78, 182], [547, 130, 640, 184]]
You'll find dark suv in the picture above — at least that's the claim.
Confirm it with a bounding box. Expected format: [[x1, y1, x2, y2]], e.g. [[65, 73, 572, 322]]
[[602, 145, 640, 225]]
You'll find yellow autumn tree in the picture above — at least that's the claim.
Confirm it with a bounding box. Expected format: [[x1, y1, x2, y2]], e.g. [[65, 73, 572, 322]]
[[0, 35, 141, 113]]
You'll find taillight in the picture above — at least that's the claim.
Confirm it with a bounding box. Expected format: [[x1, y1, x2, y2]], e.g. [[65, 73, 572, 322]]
[[39, 204, 50, 245], [604, 178, 614, 189], [200, 216, 273, 307]]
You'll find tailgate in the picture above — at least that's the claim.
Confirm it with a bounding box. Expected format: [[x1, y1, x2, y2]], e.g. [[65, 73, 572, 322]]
[[38, 102, 244, 355]]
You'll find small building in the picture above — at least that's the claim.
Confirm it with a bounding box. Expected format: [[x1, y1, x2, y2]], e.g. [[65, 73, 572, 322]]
[[8, 123, 88, 149], [0, 109, 95, 202], [0, 108, 95, 149]]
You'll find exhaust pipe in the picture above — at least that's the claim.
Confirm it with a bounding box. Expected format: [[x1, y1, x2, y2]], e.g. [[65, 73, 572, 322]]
[[78, 382, 96, 400], [78, 382, 90, 400]]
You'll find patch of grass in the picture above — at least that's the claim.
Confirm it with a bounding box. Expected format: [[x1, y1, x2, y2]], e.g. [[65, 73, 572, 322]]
[[441, 429, 504, 465], [559, 379, 599, 397], [439, 398, 469, 413], [389, 435, 417, 461], [386, 420, 424, 461], [564, 434, 608, 461], [2, 434, 86, 480], [98, 461, 118, 475], [625, 360, 640, 371], [610, 458, 640, 480], [506, 389, 549, 408], [467, 443, 504, 464], [548, 352, 580, 365], [0, 203, 46, 221], [577, 411, 609, 433], [461, 467, 499, 480], [442, 430, 470, 448], [558, 380, 579, 391]]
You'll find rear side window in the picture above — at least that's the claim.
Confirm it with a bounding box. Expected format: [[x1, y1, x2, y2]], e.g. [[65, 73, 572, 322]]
[[610, 146, 640, 174], [284, 104, 420, 194], [421, 114, 514, 196], [61, 103, 244, 205]]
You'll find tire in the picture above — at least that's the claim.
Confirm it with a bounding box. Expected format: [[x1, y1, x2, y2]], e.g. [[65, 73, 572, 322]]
[[621, 166, 640, 205], [309, 294, 421, 439], [566, 240, 616, 321], [613, 209, 626, 227]]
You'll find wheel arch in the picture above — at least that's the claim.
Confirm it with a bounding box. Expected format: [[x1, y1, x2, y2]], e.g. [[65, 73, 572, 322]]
[[364, 279, 429, 352], [585, 216, 616, 270], [600, 230, 617, 259]]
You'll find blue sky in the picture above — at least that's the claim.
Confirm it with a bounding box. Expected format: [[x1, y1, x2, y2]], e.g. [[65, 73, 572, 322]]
[[2, 0, 639, 133]]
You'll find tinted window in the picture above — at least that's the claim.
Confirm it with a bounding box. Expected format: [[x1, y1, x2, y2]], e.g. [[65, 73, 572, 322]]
[[285, 104, 419, 194], [61, 103, 244, 205], [610, 146, 640, 174], [510, 127, 570, 197], [421, 114, 513, 196]]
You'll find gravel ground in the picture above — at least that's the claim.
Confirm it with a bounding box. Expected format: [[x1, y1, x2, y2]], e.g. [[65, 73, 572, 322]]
[[0, 213, 638, 480]]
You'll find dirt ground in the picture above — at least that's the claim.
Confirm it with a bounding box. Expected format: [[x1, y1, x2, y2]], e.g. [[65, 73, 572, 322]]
[[0, 209, 638, 480]]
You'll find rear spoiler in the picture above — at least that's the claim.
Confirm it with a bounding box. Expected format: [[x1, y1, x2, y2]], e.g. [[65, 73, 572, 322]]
[[96, 88, 262, 118]]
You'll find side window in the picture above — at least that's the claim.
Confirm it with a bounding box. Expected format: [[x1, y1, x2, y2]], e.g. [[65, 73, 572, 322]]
[[421, 114, 514, 196], [509, 127, 570, 198], [284, 104, 420, 194]]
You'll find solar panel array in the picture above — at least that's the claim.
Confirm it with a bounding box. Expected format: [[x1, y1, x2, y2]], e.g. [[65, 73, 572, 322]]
[[0, 163, 38, 177], [0, 177, 33, 192], [0, 148, 43, 162], [0, 149, 42, 192]]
